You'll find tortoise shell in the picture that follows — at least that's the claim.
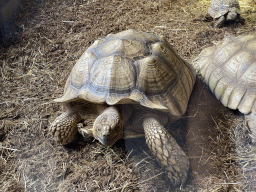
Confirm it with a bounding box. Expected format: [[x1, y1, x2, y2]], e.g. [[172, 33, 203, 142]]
[[55, 29, 196, 117], [208, 0, 240, 19], [193, 34, 256, 114]]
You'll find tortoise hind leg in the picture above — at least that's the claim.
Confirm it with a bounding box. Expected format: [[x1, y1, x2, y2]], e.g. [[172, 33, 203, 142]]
[[143, 117, 189, 187], [50, 111, 82, 145]]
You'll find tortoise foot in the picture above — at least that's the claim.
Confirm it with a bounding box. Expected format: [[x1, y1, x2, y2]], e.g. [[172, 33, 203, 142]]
[[50, 111, 81, 145]]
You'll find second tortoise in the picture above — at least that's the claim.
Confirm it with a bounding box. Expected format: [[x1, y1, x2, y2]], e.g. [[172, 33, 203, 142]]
[[208, 0, 244, 27], [193, 34, 256, 143]]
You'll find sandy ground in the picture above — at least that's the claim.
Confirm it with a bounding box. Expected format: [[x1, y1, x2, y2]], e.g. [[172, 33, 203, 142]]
[[1, 0, 256, 191]]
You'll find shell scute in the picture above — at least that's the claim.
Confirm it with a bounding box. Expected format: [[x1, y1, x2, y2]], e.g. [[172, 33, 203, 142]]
[[136, 56, 177, 95], [245, 39, 256, 52], [92, 39, 148, 59], [228, 85, 247, 110], [214, 76, 231, 101], [213, 42, 242, 67], [240, 62, 256, 84], [238, 89, 256, 114], [71, 51, 97, 89], [223, 51, 254, 79], [151, 42, 183, 75]]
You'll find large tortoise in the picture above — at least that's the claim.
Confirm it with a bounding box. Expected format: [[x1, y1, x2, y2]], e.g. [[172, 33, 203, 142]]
[[50, 29, 196, 186], [208, 0, 243, 27], [192, 34, 256, 142]]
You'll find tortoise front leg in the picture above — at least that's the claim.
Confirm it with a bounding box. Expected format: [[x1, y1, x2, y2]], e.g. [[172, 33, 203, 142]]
[[143, 117, 189, 187], [214, 15, 225, 27], [50, 111, 82, 145]]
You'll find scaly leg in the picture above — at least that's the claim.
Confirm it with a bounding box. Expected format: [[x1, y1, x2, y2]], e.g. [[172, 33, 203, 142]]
[[214, 15, 225, 28], [143, 117, 189, 187], [50, 111, 82, 145]]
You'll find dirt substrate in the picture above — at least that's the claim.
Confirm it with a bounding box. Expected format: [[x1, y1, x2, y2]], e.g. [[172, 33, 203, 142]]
[[1, 0, 256, 191]]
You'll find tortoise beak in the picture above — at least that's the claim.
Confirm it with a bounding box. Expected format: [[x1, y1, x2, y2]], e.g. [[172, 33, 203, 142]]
[[94, 124, 123, 146], [96, 131, 120, 146], [97, 135, 113, 146]]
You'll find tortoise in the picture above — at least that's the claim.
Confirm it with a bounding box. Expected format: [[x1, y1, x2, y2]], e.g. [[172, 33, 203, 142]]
[[208, 0, 244, 27], [192, 34, 256, 142], [50, 29, 196, 187]]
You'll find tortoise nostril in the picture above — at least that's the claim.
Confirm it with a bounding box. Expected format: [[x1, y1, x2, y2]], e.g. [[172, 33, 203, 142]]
[[101, 126, 111, 136]]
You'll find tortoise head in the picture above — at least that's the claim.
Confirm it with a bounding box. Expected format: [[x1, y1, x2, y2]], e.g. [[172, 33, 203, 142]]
[[227, 8, 238, 20], [92, 106, 124, 146]]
